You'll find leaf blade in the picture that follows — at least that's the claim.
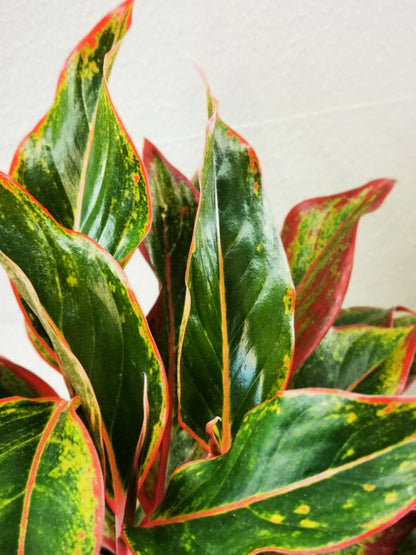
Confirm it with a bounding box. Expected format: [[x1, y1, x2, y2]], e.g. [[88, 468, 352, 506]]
[[139, 141, 199, 508], [10, 0, 149, 264], [292, 324, 416, 395], [178, 111, 294, 453], [125, 390, 416, 554], [281, 180, 394, 370], [0, 398, 103, 554], [0, 172, 167, 497], [0, 355, 58, 399]]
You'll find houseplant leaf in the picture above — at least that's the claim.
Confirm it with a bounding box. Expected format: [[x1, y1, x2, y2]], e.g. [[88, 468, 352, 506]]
[[292, 324, 416, 395], [0, 397, 103, 554], [10, 0, 149, 265], [124, 389, 416, 554], [334, 306, 400, 327], [281, 180, 394, 370], [0, 173, 167, 502], [0, 355, 57, 398], [140, 140, 199, 507], [178, 104, 294, 455]]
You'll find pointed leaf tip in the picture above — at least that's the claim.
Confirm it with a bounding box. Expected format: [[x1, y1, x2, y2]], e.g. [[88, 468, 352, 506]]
[[282, 178, 395, 370]]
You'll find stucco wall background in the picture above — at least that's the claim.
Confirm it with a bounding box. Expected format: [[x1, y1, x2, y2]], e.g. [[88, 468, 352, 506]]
[[0, 0, 415, 396]]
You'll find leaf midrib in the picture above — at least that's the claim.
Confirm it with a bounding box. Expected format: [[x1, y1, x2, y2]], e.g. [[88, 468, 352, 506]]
[[17, 401, 66, 554], [148, 432, 416, 526]]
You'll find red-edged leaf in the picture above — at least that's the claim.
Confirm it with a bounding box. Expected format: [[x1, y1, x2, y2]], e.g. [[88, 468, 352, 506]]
[[0, 397, 104, 554], [334, 307, 399, 327], [178, 103, 294, 455], [292, 324, 416, 395], [0, 355, 58, 399], [10, 0, 149, 265], [124, 389, 416, 554], [10, 0, 151, 386], [139, 141, 199, 509], [0, 173, 167, 508], [281, 180, 394, 371]]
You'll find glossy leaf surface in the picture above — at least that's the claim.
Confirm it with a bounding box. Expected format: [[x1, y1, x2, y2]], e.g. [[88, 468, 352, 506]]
[[10, 0, 149, 264], [140, 141, 199, 507], [281, 180, 394, 370], [292, 325, 416, 395], [125, 389, 416, 554], [0, 355, 57, 399], [0, 173, 167, 495], [178, 111, 294, 454], [0, 397, 103, 554]]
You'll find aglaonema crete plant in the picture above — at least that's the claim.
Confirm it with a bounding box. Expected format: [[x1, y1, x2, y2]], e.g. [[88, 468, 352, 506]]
[[1, 1, 416, 553]]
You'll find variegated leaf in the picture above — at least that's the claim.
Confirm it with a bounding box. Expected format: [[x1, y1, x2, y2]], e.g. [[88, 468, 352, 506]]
[[0, 397, 103, 554], [125, 390, 416, 554], [292, 324, 416, 395], [0, 172, 167, 505], [178, 105, 294, 454], [281, 180, 394, 370]]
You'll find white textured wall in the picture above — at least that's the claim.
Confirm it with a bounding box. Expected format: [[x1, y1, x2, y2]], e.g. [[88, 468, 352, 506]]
[[0, 0, 415, 395]]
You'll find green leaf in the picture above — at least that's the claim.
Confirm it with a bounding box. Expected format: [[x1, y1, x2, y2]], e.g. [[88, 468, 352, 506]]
[[281, 180, 394, 370], [10, 0, 149, 264], [334, 307, 397, 327], [139, 141, 199, 508], [0, 397, 103, 554], [0, 355, 57, 399], [292, 325, 416, 395], [395, 312, 416, 327], [15, 296, 61, 371], [178, 109, 294, 454], [0, 173, 167, 499], [124, 390, 416, 554], [142, 139, 199, 360]]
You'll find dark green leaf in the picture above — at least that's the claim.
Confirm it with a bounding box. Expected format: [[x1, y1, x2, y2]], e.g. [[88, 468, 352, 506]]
[[0, 355, 57, 399], [125, 390, 416, 554], [178, 108, 294, 454], [335, 307, 396, 327], [139, 141, 199, 508], [0, 173, 167, 499]]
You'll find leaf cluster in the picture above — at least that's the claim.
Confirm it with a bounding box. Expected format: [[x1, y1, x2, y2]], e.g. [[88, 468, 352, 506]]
[[1, 2, 416, 554]]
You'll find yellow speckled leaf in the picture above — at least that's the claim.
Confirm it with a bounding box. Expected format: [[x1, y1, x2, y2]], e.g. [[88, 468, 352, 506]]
[[125, 390, 416, 554], [281, 180, 394, 370], [10, 0, 149, 265], [292, 324, 416, 395], [0, 172, 167, 508], [0, 398, 104, 554]]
